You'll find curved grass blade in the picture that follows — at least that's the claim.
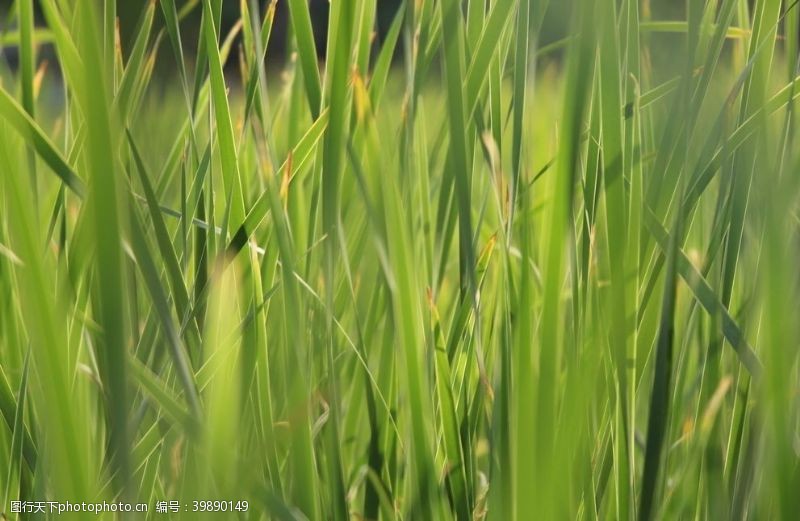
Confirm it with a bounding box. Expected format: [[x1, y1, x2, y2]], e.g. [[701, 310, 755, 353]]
[[0, 88, 86, 198], [115, 0, 156, 121], [128, 355, 198, 434]]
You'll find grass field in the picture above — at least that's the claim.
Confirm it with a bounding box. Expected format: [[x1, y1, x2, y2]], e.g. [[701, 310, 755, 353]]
[[1, 0, 799, 519]]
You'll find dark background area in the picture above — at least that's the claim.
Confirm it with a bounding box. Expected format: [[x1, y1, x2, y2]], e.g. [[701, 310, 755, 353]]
[[0, 0, 713, 84], [0, 0, 690, 56], [0, 0, 403, 61], [115, 0, 405, 60]]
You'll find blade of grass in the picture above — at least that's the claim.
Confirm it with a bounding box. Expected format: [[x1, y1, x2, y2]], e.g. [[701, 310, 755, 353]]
[[201, 0, 245, 232], [17, 0, 37, 199], [286, 0, 322, 117], [0, 87, 86, 198], [75, 0, 132, 497]]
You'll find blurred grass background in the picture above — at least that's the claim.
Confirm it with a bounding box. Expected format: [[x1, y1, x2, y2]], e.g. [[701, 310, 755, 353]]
[[1, 0, 799, 520]]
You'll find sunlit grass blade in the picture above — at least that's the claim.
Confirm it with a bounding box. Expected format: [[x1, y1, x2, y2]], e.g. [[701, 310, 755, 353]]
[[201, 0, 245, 231], [1, 123, 96, 515], [368, 6, 404, 108], [17, 0, 37, 198], [286, 0, 323, 116], [115, 1, 156, 121], [440, 0, 476, 299], [0, 88, 86, 198], [531, 1, 595, 516], [72, 0, 132, 497]]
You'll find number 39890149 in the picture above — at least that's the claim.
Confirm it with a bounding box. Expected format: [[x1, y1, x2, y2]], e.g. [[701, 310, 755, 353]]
[[192, 500, 249, 512]]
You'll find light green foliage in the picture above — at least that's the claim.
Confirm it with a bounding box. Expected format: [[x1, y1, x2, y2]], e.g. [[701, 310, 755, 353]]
[[0, 0, 798, 519]]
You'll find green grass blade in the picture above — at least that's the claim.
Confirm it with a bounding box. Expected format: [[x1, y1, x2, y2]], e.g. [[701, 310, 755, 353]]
[[0, 88, 86, 198], [201, 0, 245, 231], [286, 0, 323, 116]]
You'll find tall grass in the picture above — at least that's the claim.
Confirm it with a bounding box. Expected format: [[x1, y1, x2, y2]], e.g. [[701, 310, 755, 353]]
[[1, 0, 799, 519]]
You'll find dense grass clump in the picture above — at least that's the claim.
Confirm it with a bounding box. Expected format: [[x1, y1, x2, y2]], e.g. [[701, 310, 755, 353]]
[[1, 0, 799, 519]]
